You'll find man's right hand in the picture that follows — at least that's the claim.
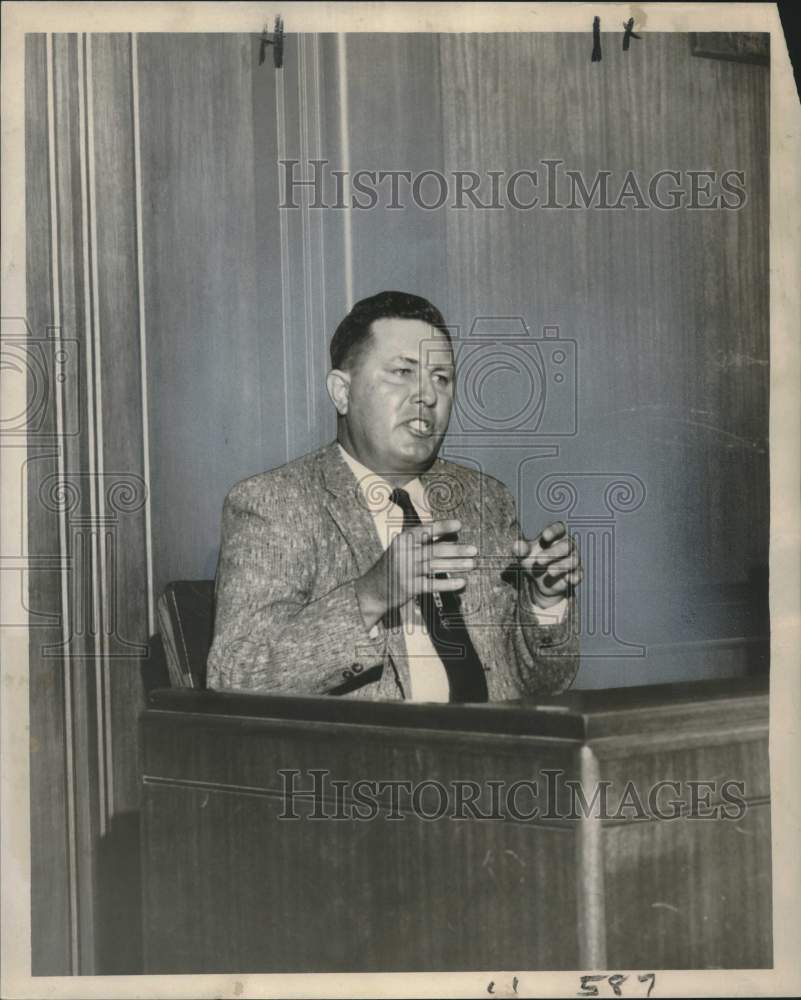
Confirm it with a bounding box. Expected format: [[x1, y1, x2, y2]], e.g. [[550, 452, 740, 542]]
[[354, 519, 477, 631]]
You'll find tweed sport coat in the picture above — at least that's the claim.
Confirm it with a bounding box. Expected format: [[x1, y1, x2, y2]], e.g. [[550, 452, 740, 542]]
[[206, 441, 580, 701]]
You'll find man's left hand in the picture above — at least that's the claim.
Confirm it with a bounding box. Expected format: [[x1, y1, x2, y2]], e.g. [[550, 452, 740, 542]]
[[511, 521, 583, 609]]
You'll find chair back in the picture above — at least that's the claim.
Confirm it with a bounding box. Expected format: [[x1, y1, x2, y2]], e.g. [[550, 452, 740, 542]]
[[157, 580, 216, 688]]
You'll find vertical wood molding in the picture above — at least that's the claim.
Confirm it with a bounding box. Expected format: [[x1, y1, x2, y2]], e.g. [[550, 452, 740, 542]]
[[576, 745, 607, 968], [77, 30, 110, 840], [29, 30, 154, 974], [336, 33, 353, 310], [44, 32, 80, 974], [277, 33, 335, 461], [275, 54, 292, 463], [25, 31, 71, 976], [130, 33, 155, 639], [84, 31, 116, 828], [298, 33, 328, 442], [298, 34, 315, 437], [87, 30, 150, 815]]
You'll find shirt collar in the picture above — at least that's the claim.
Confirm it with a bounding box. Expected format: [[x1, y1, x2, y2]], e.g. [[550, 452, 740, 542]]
[[337, 443, 429, 514]]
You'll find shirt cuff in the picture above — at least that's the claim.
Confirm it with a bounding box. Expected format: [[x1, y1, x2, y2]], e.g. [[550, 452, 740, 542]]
[[521, 594, 568, 626]]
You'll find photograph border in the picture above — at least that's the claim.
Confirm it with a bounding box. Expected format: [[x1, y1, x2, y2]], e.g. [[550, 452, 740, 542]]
[[2, 3, 799, 998]]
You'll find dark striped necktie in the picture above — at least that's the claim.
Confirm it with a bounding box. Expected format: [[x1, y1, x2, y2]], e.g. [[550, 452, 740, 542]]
[[389, 487, 489, 703]]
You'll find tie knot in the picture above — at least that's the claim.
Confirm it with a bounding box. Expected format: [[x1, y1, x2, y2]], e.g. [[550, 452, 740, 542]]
[[389, 487, 412, 509], [389, 487, 421, 526]]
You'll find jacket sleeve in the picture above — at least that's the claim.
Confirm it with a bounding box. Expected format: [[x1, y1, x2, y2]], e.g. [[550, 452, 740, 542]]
[[206, 482, 387, 695], [493, 482, 581, 697]]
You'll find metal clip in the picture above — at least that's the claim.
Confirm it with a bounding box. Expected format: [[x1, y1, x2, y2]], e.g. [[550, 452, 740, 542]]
[[259, 15, 284, 69]]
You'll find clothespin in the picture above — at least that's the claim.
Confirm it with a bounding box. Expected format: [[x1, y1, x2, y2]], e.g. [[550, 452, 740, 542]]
[[623, 18, 641, 51], [591, 16, 602, 63], [259, 14, 284, 68]]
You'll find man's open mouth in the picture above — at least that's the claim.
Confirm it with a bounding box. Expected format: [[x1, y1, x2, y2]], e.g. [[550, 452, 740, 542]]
[[404, 418, 435, 437]]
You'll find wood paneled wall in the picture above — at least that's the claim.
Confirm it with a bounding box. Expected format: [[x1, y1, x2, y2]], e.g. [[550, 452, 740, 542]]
[[25, 33, 151, 974], [138, 34, 282, 602], [343, 34, 449, 306], [24, 31, 769, 974], [434, 33, 769, 687], [139, 33, 351, 600], [339, 32, 769, 687], [25, 29, 356, 975]]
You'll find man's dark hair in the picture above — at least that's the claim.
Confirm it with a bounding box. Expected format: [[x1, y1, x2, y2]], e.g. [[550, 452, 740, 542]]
[[329, 290, 451, 371]]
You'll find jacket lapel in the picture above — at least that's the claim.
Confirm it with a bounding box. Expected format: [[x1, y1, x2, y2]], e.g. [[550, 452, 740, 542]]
[[318, 442, 411, 696], [318, 442, 386, 576]]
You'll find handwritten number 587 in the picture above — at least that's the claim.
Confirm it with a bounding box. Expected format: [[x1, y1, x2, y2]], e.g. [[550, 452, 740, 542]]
[[577, 973, 656, 997]]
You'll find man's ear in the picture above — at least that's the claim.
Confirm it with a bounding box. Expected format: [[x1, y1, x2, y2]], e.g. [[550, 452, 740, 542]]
[[326, 368, 351, 415]]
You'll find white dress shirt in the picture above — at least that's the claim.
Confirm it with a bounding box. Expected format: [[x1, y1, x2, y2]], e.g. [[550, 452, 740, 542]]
[[338, 444, 566, 702]]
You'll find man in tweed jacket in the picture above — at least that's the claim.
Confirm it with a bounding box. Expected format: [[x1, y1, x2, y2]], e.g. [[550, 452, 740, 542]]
[[207, 292, 582, 702]]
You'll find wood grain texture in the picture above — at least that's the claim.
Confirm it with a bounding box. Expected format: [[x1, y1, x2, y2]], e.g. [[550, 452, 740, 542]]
[[604, 801, 771, 968], [26, 31, 154, 974], [25, 32, 74, 977], [600, 733, 771, 967], [88, 30, 150, 816], [140, 676, 770, 972], [438, 33, 769, 687], [142, 783, 577, 973], [51, 33, 103, 973], [26, 31, 117, 974], [137, 34, 275, 598], [144, 672, 768, 743], [270, 33, 337, 459], [141, 709, 582, 973], [345, 34, 448, 308], [25, 33, 345, 972]]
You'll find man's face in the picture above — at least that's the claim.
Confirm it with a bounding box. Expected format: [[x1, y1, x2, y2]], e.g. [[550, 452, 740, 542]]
[[332, 317, 455, 478]]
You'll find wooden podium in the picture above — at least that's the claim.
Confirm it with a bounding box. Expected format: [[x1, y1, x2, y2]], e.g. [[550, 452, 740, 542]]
[[139, 675, 771, 973]]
